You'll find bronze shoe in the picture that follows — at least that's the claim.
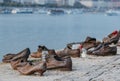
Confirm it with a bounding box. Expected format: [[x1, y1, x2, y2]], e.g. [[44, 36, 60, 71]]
[[10, 48, 30, 70], [46, 52, 72, 71], [103, 30, 120, 45], [30, 45, 48, 58], [88, 45, 117, 56], [30, 47, 42, 58], [2, 48, 30, 63], [56, 46, 80, 58], [17, 62, 46, 75]]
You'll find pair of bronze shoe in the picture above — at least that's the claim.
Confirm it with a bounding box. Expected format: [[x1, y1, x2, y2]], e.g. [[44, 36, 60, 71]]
[[8, 48, 47, 76], [87, 44, 117, 56]]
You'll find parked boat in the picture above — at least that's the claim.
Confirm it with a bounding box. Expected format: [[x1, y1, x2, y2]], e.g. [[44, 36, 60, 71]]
[[0, 8, 33, 14], [47, 9, 64, 15], [65, 10, 73, 14], [38, 9, 47, 14], [106, 10, 120, 16], [17, 8, 33, 14], [0, 9, 12, 14]]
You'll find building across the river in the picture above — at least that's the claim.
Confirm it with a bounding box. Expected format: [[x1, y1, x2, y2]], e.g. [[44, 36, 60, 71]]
[[2, 0, 120, 8]]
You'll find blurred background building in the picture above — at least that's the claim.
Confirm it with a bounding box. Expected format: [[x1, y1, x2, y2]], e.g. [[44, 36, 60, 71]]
[[1, 0, 120, 8]]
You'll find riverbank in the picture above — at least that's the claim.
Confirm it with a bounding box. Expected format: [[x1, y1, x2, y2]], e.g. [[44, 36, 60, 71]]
[[0, 46, 120, 81]]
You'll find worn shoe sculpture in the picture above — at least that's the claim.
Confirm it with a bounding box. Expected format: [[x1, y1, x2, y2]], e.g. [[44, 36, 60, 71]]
[[46, 50, 72, 71], [30, 45, 48, 58], [88, 45, 117, 56], [17, 48, 47, 75], [17, 62, 46, 75], [56, 45, 80, 58], [10, 48, 30, 70]]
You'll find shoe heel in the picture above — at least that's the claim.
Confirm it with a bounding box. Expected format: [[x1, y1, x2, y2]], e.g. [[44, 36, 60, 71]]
[[37, 69, 46, 76]]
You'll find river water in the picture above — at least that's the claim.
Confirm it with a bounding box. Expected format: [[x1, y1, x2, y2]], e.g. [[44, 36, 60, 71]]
[[0, 13, 120, 61]]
